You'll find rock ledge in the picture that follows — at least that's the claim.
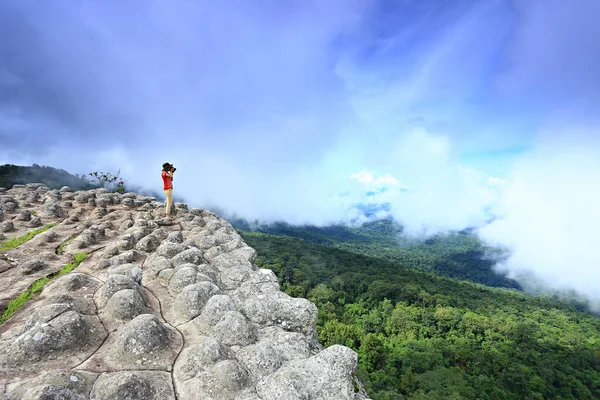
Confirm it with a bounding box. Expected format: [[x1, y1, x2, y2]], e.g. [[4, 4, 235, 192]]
[[0, 185, 371, 399]]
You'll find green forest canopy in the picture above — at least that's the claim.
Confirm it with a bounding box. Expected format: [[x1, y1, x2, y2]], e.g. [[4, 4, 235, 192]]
[[240, 231, 600, 400], [232, 219, 521, 290]]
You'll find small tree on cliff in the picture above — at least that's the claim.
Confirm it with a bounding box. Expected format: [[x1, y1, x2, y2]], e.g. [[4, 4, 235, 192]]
[[87, 170, 127, 194]]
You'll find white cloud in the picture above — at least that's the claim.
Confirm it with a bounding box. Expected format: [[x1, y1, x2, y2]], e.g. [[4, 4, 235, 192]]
[[355, 129, 497, 236], [487, 176, 504, 186], [478, 120, 600, 303], [373, 175, 399, 187], [350, 171, 374, 185], [350, 171, 401, 189]]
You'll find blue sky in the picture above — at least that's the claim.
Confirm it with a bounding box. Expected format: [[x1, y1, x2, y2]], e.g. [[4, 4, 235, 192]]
[[1, 0, 541, 175], [1, 0, 599, 301]]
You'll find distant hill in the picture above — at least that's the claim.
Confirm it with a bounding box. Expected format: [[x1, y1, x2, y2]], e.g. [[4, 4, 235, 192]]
[[232, 218, 522, 290], [0, 164, 96, 191]]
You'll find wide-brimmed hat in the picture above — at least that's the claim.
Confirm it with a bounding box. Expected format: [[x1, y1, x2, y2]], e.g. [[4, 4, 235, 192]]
[[162, 162, 172, 169]]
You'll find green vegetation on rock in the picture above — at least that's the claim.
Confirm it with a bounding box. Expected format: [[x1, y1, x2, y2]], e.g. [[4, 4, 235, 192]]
[[0, 252, 88, 325], [0, 223, 57, 251], [86, 170, 127, 193], [55, 234, 78, 255]]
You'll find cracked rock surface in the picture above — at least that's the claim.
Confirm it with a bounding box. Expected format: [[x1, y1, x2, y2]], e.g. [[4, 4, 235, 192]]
[[0, 184, 371, 399]]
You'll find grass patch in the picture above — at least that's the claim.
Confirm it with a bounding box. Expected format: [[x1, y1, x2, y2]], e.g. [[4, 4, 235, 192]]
[[56, 233, 78, 255], [0, 252, 88, 325], [0, 223, 57, 252]]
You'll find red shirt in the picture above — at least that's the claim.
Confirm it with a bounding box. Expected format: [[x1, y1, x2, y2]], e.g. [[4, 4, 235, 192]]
[[162, 171, 173, 190]]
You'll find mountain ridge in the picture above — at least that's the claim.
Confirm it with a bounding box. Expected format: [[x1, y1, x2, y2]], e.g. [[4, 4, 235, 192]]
[[229, 218, 522, 290], [2, 166, 599, 399]]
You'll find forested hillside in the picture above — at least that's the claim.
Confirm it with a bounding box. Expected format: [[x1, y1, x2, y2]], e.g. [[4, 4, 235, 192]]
[[0, 164, 94, 190], [232, 219, 521, 289], [240, 231, 600, 400]]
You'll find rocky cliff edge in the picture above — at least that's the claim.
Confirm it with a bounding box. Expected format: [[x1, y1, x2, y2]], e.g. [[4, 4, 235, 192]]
[[0, 184, 371, 400]]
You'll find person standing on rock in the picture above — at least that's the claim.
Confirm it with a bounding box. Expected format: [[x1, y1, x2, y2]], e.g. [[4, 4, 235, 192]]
[[161, 162, 176, 219]]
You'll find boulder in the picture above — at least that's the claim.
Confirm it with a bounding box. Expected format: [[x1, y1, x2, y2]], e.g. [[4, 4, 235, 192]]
[[42, 202, 66, 218], [89, 371, 175, 400], [17, 210, 32, 221], [0, 220, 14, 232]]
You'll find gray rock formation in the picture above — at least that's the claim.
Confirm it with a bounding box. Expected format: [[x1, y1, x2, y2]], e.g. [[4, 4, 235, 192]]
[[16, 210, 31, 221], [0, 221, 14, 233], [20, 259, 47, 275], [0, 184, 371, 399], [29, 216, 43, 227]]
